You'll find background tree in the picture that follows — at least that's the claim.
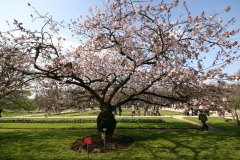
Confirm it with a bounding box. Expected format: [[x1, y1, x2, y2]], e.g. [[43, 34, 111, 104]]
[[0, 38, 34, 117], [230, 84, 240, 125], [0, 90, 36, 117], [222, 81, 240, 125], [1, 0, 240, 141], [33, 80, 95, 114]]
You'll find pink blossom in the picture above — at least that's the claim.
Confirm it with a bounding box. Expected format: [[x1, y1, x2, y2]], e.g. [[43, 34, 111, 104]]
[[61, 79, 67, 84], [225, 6, 231, 12], [0, 58, 4, 63], [88, 7, 92, 13], [218, 18, 223, 23]]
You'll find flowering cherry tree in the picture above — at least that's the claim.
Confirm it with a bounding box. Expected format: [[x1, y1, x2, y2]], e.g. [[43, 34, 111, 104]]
[[0, 39, 33, 117], [1, 0, 240, 140], [33, 80, 92, 114]]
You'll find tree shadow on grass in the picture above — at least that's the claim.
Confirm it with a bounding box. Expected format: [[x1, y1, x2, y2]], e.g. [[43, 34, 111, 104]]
[[70, 120, 199, 154], [71, 134, 134, 153], [130, 128, 240, 159], [1, 120, 239, 159], [0, 129, 89, 159]]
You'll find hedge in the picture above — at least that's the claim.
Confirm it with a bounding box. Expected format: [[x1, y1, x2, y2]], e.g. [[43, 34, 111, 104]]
[[0, 119, 165, 124]]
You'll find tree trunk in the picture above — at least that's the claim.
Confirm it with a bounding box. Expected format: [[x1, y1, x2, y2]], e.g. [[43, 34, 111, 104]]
[[234, 109, 240, 125], [97, 105, 117, 144], [232, 108, 240, 125]]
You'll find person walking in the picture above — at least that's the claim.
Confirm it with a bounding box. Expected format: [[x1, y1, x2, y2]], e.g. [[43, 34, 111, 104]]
[[150, 106, 155, 116], [131, 105, 135, 116], [143, 106, 148, 116], [190, 107, 194, 116], [118, 106, 122, 116], [199, 110, 209, 131], [155, 106, 161, 116], [137, 107, 140, 116]]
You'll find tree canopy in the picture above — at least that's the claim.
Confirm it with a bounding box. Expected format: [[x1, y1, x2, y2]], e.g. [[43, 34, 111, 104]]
[[1, 0, 239, 111], [0, 38, 33, 107]]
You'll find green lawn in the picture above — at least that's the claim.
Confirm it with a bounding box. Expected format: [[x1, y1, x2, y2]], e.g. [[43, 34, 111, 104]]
[[46, 108, 182, 117], [1, 108, 182, 118], [159, 109, 183, 115], [0, 117, 240, 159], [0, 128, 239, 160], [0, 117, 198, 129], [1, 110, 43, 117], [47, 108, 182, 117], [184, 116, 240, 131], [54, 108, 182, 117]]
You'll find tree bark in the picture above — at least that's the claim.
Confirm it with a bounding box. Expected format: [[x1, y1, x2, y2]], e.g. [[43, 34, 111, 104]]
[[234, 108, 240, 125], [97, 105, 117, 144]]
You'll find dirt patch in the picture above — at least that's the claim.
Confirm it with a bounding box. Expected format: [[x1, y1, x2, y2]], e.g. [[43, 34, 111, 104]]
[[71, 134, 134, 153]]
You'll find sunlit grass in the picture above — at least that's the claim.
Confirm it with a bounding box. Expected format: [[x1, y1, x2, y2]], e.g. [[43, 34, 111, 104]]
[[1, 110, 42, 116], [0, 123, 97, 129], [2, 108, 183, 118], [185, 116, 240, 132], [0, 116, 240, 159], [0, 117, 198, 129], [0, 127, 240, 160]]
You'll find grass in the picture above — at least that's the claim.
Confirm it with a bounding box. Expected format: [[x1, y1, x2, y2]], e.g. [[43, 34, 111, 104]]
[[159, 109, 183, 115], [0, 127, 240, 160], [1, 108, 182, 118], [49, 108, 182, 117], [0, 123, 97, 129], [184, 116, 240, 132], [51, 110, 101, 117], [1, 110, 42, 117], [1, 113, 240, 159], [0, 117, 198, 129]]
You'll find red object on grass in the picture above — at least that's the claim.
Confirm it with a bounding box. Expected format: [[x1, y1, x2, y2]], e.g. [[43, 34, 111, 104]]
[[84, 137, 92, 144]]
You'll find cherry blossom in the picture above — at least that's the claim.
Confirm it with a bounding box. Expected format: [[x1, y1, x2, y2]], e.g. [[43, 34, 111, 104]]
[[1, 0, 240, 140]]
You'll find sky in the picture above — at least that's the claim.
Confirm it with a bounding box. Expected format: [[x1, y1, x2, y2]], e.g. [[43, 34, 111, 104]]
[[0, 0, 239, 76]]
